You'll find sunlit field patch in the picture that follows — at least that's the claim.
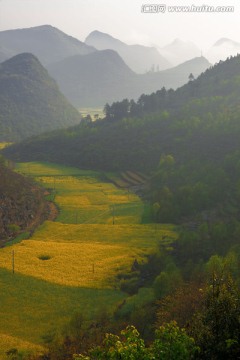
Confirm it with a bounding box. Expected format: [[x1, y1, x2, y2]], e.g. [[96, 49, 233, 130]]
[[15, 162, 96, 177], [0, 333, 44, 359], [0, 222, 176, 288], [0, 239, 142, 288], [5, 162, 177, 289], [0, 142, 12, 150]]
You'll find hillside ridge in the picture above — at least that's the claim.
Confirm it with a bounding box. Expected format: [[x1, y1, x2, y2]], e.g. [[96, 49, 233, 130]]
[[0, 52, 81, 141]]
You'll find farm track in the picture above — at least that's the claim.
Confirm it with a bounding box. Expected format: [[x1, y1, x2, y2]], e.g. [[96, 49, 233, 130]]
[[47, 201, 58, 221]]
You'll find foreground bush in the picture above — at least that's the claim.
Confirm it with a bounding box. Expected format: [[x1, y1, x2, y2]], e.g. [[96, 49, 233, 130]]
[[74, 322, 198, 360]]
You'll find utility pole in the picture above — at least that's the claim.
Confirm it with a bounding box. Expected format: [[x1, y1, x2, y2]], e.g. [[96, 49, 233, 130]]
[[112, 204, 115, 225], [12, 250, 15, 274]]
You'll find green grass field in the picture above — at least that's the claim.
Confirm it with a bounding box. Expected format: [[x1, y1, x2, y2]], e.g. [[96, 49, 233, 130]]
[[0, 268, 125, 357], [0, 162, 177, 357]]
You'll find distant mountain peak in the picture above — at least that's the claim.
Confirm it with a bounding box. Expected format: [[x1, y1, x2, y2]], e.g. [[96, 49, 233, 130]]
[[85, 30, 171, 73], [213, 38, 240, 47], [164, 38, 198, 48], [160, 39, 201, 66], [87, 30, 111, 38], [171, 38, 183, 45], [2, 24, 56, 34], [0, 52, 81, 141], [3, 51, 37, 61], [207, 38, 240, 63], [27, 24, 54, 30], [85, 30, 124, 46], [178, 55, 210, 66], [1, 52, 45, 80], [0, 25, 95, 66]]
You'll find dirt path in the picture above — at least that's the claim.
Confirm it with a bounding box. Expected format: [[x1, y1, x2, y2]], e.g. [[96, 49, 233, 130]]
[[47, 201, 58, 221]]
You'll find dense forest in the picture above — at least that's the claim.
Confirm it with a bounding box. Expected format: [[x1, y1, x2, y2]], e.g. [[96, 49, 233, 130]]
[[3, 55, 240, 359]]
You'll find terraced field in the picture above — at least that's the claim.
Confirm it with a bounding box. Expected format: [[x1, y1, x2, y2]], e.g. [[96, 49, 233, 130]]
[[0, 162, 176, 358]]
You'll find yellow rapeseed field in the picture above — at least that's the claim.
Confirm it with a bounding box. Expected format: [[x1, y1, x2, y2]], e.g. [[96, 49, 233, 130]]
[[0, 162, 176, 290], [0, 334, 44, 359], [5, 163, 175, 287], [0, 238, 151, 288], [0, 222, 172, 288], [32, 221, 173, 247]]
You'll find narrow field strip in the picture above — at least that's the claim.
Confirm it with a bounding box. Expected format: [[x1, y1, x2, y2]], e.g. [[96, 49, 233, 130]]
[[32, 222, 173, 246], [15, 162, 97, 177]]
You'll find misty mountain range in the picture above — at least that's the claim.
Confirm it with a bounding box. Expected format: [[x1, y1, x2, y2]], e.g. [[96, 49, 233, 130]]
[[0, 25, 95, 65], [85, 30, 171, 72], [0, 25, 239, 108], [206, 38, 240, 64], [158, 38, 201, 66], [47, 50, 210, 107]]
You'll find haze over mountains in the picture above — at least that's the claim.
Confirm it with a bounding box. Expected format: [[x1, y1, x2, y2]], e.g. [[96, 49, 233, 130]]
[[47, 49, 137, 107], [158, 38, 201, 66], [47, 47, 210, 107], [85, 31, 240, 69], [85, 30, 171, 73], [0, 24, 239, 110], [0, 25, 95, 65], [0, 53, 81, 141], [207, 38, 240, 64], [0, 25, 211, 108]]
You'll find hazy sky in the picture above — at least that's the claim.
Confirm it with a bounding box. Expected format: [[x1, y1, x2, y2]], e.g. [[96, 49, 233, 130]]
[[0, 0, 239, 51]]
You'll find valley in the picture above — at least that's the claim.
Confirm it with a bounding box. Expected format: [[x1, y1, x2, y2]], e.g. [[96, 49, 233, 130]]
[[0, 161, 176, 357], [1, 14, 240, 358]]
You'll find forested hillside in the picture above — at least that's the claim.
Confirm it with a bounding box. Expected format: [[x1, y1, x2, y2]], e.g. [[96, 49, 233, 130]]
[[0, 158, 47, 244], [0, 53, 81, 141]]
